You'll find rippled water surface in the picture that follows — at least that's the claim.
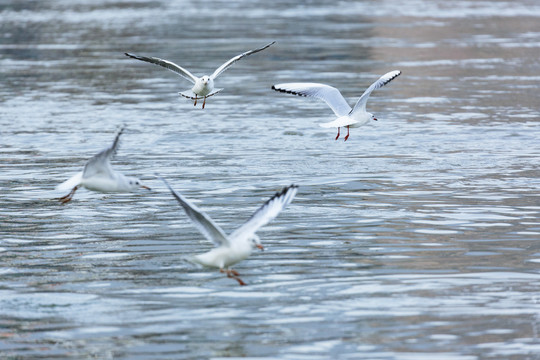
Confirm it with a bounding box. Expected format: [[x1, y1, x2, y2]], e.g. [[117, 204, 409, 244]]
[[1, 0, 540, 359]]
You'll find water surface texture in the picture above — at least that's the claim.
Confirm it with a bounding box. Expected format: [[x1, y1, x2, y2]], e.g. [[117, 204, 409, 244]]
[[1, 0, 540, 359]]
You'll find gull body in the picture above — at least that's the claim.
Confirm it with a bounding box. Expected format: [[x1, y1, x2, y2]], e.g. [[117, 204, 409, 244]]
[[161, 178, 298, 285], [125, 41, 275, 109], [192, 236, 256, 270], [272, 70, 401, 141], [56, 128, 150, 203]]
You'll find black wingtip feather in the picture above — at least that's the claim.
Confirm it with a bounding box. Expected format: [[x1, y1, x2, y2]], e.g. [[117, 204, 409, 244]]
[[250, 184, 298, 219], [272, 184, 299, 200], [125, 52, 145, 61], [271, 86, 308, 97], [112, 125, 124, 146], [385, 70, 401, 85]]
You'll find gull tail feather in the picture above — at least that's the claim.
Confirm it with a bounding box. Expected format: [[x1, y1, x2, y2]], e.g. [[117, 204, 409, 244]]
[[56, 171, 83, 191], [179, 89, 224, 100]]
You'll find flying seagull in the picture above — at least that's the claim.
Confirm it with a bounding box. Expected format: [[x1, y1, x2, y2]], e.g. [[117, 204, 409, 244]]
[[56, 127, 150, 203], [160, 177, 298, 285], [125, 41, 276, 109], [272, 70, 401, 141]]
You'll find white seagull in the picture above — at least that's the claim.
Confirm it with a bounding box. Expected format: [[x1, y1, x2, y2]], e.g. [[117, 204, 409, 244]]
[[160, 177, 298, 286], [272, 70, 401, 141], [125, 41, 275, 109], [56, 127, 150, 203]]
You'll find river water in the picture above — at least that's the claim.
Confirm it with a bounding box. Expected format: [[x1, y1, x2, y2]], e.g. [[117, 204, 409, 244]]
[[1, 0, 540, 359]]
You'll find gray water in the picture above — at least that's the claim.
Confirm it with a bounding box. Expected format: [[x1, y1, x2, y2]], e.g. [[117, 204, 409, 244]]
[[1, 0, 540, 359]]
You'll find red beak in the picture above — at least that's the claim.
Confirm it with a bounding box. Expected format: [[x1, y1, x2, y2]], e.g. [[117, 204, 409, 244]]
[[373, 118, 378, 121], [256, 244, 264, 251]]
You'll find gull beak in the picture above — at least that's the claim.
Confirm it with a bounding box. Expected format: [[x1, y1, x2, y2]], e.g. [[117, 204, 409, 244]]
[[141, 185, 151, 190], [256, 244, 264, 251], [373, 118, 378, 121]]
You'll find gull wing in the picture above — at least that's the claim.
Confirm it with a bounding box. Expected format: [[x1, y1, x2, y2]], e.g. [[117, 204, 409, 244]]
[[351, 70, 401, 114], [272, 83, 352, 117], [125, 52, 198, 84], [82, 127, 124, 180], [229, 184, 298, 243], [210, 41, 275, 80], [160, 177, 230, 247]]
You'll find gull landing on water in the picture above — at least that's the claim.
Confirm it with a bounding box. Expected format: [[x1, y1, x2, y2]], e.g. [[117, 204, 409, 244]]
[[272, 70, 401, 141], [125, 41, 275, 109], [56, 128, 150, 203], [160, 177, 298, 286]]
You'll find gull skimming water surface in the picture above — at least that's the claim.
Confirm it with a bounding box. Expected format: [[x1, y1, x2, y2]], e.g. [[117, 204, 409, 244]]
[[56, 127, 150, 203], [160, 177, 298, 285]]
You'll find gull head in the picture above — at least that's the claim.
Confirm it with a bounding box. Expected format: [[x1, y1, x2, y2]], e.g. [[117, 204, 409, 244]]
[[201, 75, 212, 86], [250, 235, 264, 251], [193, 76, 214, 95], [127, 177, 151, 191], [370, 113, 377, 121]]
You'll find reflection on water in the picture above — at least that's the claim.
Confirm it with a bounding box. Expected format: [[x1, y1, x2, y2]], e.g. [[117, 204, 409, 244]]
[[1, 0, 540, 359]]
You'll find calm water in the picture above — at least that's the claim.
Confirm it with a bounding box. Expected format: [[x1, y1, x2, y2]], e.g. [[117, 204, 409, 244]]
[[1, 0, 540, 359]]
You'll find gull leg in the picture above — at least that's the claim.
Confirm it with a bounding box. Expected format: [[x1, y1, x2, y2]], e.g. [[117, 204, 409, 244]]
[[335, 127, 340, 140], [194, 95, 198, 106], [221, 268, 246, 286], [344, 125, 350, 141], [231, 274, 246, 286], [202, 97, 206, 109], [59, 186, 78, 204], [229, 269, 240, 276]]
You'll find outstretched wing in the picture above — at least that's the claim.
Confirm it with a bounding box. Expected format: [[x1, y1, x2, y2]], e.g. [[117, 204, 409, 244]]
[[160, 177, 229, 247], [272, 83, 352, 117], [83, 127, 124, 179], [229, 184, 298, 243], [125, 52, 198, 84], [210, 41, 275, 79], [351, 70, 401, 114]]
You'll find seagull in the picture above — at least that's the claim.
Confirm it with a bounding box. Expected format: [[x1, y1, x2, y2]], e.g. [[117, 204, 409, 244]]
[[56, 127, 150, 203], [125, 41, 276, 109], [272, 70, 401, 141], [160, 177, 298, 286]]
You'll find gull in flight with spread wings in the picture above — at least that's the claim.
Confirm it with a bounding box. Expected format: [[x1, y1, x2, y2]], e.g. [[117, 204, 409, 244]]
[[56, 127, 150, 203], [272, 70, 401, 141], [125, 41, 275, 109], [160, 177, 298, 285]]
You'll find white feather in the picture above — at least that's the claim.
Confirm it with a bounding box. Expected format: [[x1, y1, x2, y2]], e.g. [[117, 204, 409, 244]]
[[56, 171, 83, 191], [319, 116, 359, 128], [272, 83, 351, 117]]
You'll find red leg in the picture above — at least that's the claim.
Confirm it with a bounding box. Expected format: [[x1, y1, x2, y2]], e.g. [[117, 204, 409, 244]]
[[202, 97, 206, 109], [233, 276, 246, 286], [222, 269, 246, 286], [344, 125, 350, 141], [194, 95, 197, 106], [335, 127, 340, 140], [59, 186, 78, 204]]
